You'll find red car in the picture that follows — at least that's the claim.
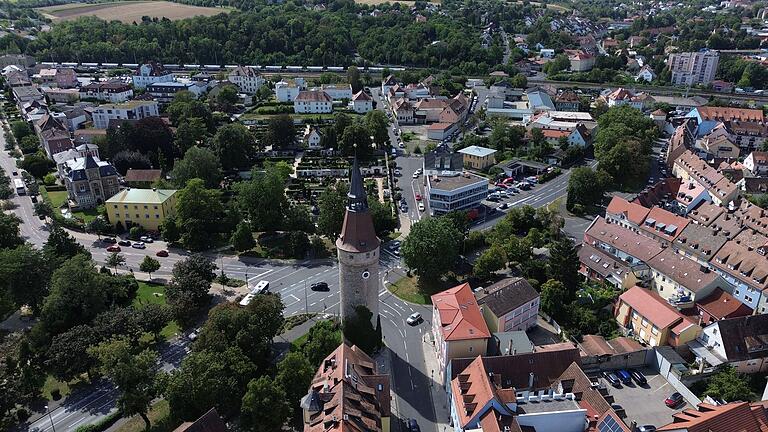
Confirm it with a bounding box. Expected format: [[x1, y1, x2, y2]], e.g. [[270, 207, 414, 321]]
[[156, 250, 169, 257], [415, 193, 422, 201], [106, 245, 121, 252], [665, 392, 684, 408]]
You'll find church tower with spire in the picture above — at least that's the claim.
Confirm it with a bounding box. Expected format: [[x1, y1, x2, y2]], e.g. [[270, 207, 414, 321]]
[[336, 156, 380, 326]]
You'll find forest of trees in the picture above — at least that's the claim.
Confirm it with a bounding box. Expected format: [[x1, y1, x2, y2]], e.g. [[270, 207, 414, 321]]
[[0, 0, 503, 75]]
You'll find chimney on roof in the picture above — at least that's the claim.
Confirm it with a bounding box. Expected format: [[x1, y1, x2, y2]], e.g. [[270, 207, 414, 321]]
[[528, 372, 535, 389]]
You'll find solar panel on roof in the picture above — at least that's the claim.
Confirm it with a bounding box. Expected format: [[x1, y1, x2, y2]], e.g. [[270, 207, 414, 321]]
[[598, 414, 625, 432]]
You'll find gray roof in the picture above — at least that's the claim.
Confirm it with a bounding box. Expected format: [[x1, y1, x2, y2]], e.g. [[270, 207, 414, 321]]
[[714, 314, 768, 362], [424, 144, 463, 171], [475, 277, 539, 318], [458, 145, 497, 158]]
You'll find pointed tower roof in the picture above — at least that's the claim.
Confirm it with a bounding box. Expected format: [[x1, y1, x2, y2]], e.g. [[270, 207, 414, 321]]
[[336, 156, 379, 253]]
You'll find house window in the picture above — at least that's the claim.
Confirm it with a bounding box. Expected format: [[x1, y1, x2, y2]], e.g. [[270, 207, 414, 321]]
[[145, 214, 149, 219], [468, 346, 473, 353], [641, 317, 648, 327], [651, 326, 659, 336]]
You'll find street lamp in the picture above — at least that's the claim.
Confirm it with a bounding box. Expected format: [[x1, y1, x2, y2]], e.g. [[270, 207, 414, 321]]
[[44, 405, 56, 432]]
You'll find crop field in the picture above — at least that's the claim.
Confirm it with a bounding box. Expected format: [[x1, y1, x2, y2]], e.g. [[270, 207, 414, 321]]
[[37, 1, 229, 23]]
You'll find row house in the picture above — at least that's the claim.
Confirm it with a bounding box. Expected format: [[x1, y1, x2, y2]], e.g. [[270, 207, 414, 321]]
[[711, 231, 768, 313], [79, 81, 133, 103], [638, 206, 690, 247], [92, 100, 160, 129], [554, 90, 580, 111], [475, 277, 540, 333], [672, 150, 740, 207], [578, 242, 648, 288], [584, 216, 664, 268], [646, 248, 725, 308], [615, 285, 701, 347], [350, 90, 373, 113], [146, 81, 206, 103], [743, 151, 768, 177], [686, 106, 766, 150], [697, 124, 740, 159], [227, 65, 265, 94], [690, 314, 768, 374], [315, 83, 353, 101], [656, 402, 768, 432], [35, 114, 73, 158], [35, 68, 78, 88], [673, 209, 741, 268]]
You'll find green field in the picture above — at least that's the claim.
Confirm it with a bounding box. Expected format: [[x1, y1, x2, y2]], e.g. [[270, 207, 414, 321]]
[[133, 282, 180, 339], [40, 186, 102, 223]]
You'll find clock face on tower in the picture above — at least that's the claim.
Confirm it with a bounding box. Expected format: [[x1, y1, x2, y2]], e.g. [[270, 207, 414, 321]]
[[362, 270, 370, 279]]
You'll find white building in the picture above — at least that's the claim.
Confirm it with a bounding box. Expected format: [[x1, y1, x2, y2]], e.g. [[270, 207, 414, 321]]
[[275, 78, 306, 102], [318, 83, 353, 101], [92, 100, 160, 129], [691, 315, 768, 374], [668, 50, 719, 86], [146, 81, 206, 103], [132, 62, 174, 90], [426, 171, 489, 215], [350, 90, 373, 113], [303, 125, 322, 149], [743, 151, 768, 177], [228, 66, 265, 94], [635, 65, 657, 83], [79, 81, 134, 103], [293, 90, 333, 114]]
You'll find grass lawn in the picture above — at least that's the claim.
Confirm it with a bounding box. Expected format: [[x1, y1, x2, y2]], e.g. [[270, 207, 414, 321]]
[[40, 186, 68, 208], [114, 399, 176, 432], [388, 275, 432, 304], [133, 282, 180, 340], [42, 375, 72, 401]]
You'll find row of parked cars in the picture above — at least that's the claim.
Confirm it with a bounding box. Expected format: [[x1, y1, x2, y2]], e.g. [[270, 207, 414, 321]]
[[602, 369, 647, 388]]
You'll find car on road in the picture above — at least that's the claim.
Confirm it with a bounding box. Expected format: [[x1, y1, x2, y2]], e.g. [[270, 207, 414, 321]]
[[106, 245, 121, 252], [498, 202, 510, 210], [603, 371, 621, 387], [638, 426, 657, 432], [390, 241, 401, 249], [140, 236, 154, 243], [30, 195, 37, 203], [401, 205, 408, 213], [102, 237, 117, 244], [407, 418, 421, 432], [399, 142, 405, 148], [616, 369, 632, 384], [418, 202, 425, 212], [187, 330, 199, 341], [156, 250, 169, 257], [118, 240, 131, 246], [310, 282, 330, 292], [131, 242, 146, 249], [629, 369, 647, 385], [12, 171, 17, 176], [415, 193, 422, 201], [412, 172, 420, 179], [406, 313, 422, 325], [665, 392, 684, 408]]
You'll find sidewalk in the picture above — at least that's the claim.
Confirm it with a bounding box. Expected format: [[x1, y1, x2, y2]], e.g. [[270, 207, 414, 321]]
[[420, 332, 451, 430]]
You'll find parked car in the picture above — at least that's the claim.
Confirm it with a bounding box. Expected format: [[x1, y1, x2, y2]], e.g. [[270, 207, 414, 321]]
[[106, 245, 121, 252], [418, 202, 425, 212], [131, 242, 146, 249], [102, 237, 117, 244], [187, 330, 199, 341], [602, 371, 621, 387], [156, 250, 169, 257], [415, 193, 422, 201], [638, 426, 656, 432], [401, 205, 408, 213], [616, 369, 632, 385], [408, 418, 421, 432], [498, 202, 510, 210], [406, 313, 422, 325], [30, 195, 37, 203], [310, 282, 330, 292], [140, 236, 154, 243], [665, 392, 684, 408], [629, 369, 647, 385], [118, 240, 131, 246], [413, 172, 420, 179]]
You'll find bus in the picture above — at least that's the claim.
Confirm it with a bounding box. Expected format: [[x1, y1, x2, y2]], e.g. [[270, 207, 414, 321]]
[[13, 178, 25, 195], [238, 280, 270, 307]]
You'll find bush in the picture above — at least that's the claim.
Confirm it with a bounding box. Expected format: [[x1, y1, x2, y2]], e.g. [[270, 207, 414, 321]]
[[74, 411, 122, 432], [43, 173, 56, 186], [129, 226, 143, 239]]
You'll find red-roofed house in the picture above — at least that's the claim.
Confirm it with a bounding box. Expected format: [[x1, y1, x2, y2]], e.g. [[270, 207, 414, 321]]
[[432, 283, 491, 376], [350, 90, 373, 113], [744, 151, 768, 177], [606, 196, 650, 231], [615, 286, 701, 347], [638, 206, 690, 246], [657, 402, 768, 432]]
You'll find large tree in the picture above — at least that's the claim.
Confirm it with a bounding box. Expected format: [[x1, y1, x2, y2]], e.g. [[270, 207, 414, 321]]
[[401, 217, 463, 282], [89, 339, 159, 430], [235, 167, 288, 232], [163, 347, 257, 420], [0, 213, 22, 250], [364, 110, 389, 148], [231, 221, 256, 252], [241, 376, 290, 432], [548, 237, 581, 295], [0, 244, 49, 313], [302, 320, 342, 366], [567, 167, 609, 209], [175, 178, 224, 250], [139, 256, 161, 280], [170, 146, 223, 189], [213, 123, 255, 170], [703, 365, 756, 402], [165, 254, 217, 326], [540, 279, 568, 319], [317, 182, 349, 239], [46, 324, 99, 382], [276, 352, 315, 411], [261, 114, 296, 149]]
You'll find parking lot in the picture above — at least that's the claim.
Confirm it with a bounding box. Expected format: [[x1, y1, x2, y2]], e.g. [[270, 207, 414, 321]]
[[601, 368, 692, 428]]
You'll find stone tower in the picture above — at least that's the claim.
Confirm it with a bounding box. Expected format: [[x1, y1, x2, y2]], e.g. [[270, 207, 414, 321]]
[[336, 156, 380, 326]]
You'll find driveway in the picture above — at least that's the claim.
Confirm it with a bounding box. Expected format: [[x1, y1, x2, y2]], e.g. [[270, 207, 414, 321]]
[[603, 368, 692, 428]]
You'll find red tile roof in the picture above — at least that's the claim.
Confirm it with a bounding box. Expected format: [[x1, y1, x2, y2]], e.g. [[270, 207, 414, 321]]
[[658, 402, 768, 432], [607, 196, 650, 225], [696, 288, 753, 321], [696, 107, 765, 123], [618, 286, 688, 330], [639, 206, 690, 242], [296, 90, 332, 102], [584, 217, 664, 262], [450, 356, 507, 427], [352, 90, 371, 101], [432, 283, 490, 341]]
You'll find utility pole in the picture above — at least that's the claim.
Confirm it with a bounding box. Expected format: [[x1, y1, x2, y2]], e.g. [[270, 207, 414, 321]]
[[44, 405, 56, 432], [304, 279, 308, 314]]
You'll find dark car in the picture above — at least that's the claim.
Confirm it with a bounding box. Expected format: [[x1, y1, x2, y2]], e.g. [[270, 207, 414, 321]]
[[629, 369, 647, 385], [310, 282, 330, 292], [102, 237, 117, 244], [408, 419, 420, 432], [118, 240, 131, 247], [602, 371, 621, 388], [665, 392, 684, 408], [30, 195, 37, 203], [616, 369, 632, 385]]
